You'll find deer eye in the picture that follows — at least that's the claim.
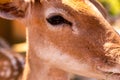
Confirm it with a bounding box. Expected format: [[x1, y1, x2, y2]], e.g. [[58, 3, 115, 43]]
[[46, 15, 72, 26]]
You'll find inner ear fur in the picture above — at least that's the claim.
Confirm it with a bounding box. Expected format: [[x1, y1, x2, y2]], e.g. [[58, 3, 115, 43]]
[[0, 0, 28, 20]]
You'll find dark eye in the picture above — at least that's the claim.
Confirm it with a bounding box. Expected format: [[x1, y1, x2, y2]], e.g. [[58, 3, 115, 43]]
[[46, 15, 72, 26]]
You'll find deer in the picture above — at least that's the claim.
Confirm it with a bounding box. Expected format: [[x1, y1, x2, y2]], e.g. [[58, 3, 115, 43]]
[[0, 0, 120, 80], [0, 38, 24, 80]]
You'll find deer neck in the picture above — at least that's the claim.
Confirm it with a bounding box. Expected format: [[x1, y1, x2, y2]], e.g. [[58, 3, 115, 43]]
[[22, 49, 69, 80]]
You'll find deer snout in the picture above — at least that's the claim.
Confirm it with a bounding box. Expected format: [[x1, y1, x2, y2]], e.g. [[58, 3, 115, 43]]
[[97, 64, 120, 80], [94, 42, 120, 80], [99, 42, 120, 71], [97, 64, 120, 74]]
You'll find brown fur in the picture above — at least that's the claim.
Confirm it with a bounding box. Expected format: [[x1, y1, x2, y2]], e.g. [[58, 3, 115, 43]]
[[0, 0, 120, 80]]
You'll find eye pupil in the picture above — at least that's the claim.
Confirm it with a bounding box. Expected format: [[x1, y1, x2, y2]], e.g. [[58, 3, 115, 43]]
[[47, 15, 64, 25], [46, 15, 72, 26]]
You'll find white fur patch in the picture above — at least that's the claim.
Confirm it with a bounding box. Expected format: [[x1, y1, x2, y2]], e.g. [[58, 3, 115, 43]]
[[31, 40, 104, 79]]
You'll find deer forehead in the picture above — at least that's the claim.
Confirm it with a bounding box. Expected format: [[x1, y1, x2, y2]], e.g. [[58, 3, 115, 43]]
[[62, 0, 104, 18], [30, 0, 104, 19]]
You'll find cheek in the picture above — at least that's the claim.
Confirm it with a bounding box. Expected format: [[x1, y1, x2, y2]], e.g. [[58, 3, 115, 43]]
[[32, 41, 91, 71], [46, 33, 91, 62], [30, 41, 105, 79]]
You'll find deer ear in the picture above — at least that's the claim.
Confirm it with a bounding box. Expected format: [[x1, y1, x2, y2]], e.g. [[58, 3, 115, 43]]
[[0, 0, 28, 20], [89, 0, 108, 19]]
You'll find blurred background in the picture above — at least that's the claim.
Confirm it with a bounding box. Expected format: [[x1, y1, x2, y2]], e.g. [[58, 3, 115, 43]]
[[0, 20, 26, 53], [0, 0, 120, 80]]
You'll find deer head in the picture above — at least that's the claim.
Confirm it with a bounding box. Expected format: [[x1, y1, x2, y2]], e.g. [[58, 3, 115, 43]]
[[0, 0, 120, 80]]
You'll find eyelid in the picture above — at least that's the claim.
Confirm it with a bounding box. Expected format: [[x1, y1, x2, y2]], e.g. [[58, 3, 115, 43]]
[[45, 7, 75, 26], [45, 7, 66, 17], [46, 13, 62, 19], [45, 7, 71, 21]]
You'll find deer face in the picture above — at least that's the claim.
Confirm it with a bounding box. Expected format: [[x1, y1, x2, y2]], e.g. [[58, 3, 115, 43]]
[[0, 0, 120, 80]]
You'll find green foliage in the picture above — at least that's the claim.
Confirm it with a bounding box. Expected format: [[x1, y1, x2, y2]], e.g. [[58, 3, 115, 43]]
[[99, 0, 120, 16]]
